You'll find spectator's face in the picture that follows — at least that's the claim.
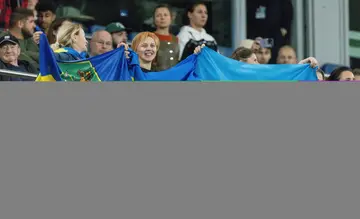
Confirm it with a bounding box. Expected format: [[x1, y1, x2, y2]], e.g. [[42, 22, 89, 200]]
[[154, 7, 172, 29], [338, 71, 355, 81], [256, 48, 271, 64], [73, 29, 88, 52], [246, 53, 259, 64], [277, 48, 297, 64], [354, 75, 360, 81], [0, 43, 21, 63], [188, 4, 208, 28], [136, 37, 157, 63], [21, 16, 36, 37], [112, 31, 128, 45], [38, 11, 56, 30], [90, 31, 113, 56]]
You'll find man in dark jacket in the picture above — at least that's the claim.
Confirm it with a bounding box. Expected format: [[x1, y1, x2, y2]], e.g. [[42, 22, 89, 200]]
[[0, 34, 37, 81], [247, 0, 293, 64], [0, 7, 41, 70]]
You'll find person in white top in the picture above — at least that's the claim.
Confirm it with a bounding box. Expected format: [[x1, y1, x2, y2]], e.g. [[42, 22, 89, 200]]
[[177, 2, 217, 61]]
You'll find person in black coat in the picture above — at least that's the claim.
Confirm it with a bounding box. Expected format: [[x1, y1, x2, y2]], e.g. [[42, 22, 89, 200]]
[[246, 0, 293, 64], [0, 35, 37, 81]]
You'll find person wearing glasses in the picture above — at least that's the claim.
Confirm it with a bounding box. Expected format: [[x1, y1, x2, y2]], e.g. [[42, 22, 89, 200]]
[[89, 30, 113, 57], [0, 35, 37, 81]]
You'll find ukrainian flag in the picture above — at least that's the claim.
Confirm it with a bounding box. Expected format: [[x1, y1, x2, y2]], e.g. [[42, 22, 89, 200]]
[[36, 33, 317, 82], [35, 34, 62, 81]]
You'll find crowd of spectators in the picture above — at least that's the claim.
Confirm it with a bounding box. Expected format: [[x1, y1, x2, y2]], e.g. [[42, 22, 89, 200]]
[[0, 0, 358, 82]]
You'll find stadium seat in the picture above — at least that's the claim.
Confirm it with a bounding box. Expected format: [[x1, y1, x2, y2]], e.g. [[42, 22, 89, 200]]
[[321, 63, 349, 74]]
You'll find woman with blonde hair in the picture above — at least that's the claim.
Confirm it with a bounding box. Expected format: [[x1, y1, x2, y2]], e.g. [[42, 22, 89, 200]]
[[120, 31, 203, 73], [51, 22, 88, 61]]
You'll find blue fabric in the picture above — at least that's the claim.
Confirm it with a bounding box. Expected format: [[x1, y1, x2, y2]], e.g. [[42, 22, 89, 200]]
[[85, 47, 132, 81], [60, 47, 88, 60], [131, 47, 317, 81], [195, 48, 318, 81], [38, 34, 62, 81], [321, 63, 347, 74], [130, 51, 200, 81], [38, 34, 133, 81], [35, 25, 44, 33], [39, 33, 317, 82]]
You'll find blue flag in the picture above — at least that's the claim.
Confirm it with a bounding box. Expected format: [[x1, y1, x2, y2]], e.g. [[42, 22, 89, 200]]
[[35, 26, 44, 33], [36, 34, 133, 82], [37, 33, 317, 82], [195, 48, 318, 81], [130, 51, 200, 81], [129, 47, 317, 82], [36, 34, 62, 81]]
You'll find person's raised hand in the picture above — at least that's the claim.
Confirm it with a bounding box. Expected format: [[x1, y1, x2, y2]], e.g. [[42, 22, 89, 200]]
[[194, 44, 206, 55], [118, 42, 130, 59], [33, 31, 43, 44], [299, 57, 319, 68]]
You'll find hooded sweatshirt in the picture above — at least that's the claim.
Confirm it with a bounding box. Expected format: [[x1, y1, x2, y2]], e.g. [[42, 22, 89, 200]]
[[177, 25, 217, 61]]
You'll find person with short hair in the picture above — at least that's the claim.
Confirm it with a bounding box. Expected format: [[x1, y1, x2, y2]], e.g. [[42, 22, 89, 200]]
[[256, 47, 272, 64], [231, 47, 259, 64], [51, 22, 88, 61], [277, 45, 297, 64], [327, 67, 355, 81], [153, 4, 180, 71], [105, 22, 129, 48], [0, 35, 37, 81], [128, 32, 160, 73], [0, 8, 40, 70], [119, 31, 204, 73], [89, 30, 113, 57], [35, 2, 57, 34]]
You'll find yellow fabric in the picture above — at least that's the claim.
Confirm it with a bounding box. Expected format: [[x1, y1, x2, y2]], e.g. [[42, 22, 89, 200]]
[[54, 48, 68, 53], [35, 74, 57, 82]]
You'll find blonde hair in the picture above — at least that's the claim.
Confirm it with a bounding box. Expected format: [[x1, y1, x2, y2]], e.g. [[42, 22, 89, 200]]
[[131, 32, 160, 53], [50, 23, 83, 51]]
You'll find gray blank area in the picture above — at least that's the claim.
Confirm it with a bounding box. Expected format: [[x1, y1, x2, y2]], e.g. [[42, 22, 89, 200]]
[[0, 83, 359, 219]]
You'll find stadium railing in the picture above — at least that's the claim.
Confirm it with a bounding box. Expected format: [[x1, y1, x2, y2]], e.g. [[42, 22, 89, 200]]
[[0, 69, 38, 80]]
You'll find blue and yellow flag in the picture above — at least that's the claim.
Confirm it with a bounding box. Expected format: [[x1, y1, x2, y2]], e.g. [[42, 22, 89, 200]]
[[37, 33, 317, 82], [36, 34, 133, 82], [36, 34, 62, 81]]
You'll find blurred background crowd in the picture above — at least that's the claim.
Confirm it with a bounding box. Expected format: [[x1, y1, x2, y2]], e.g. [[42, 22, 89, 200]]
[[0, 0, 359, 81]]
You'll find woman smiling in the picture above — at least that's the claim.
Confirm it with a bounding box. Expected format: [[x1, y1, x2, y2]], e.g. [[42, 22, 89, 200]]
[[120, 32, 204, 73]]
